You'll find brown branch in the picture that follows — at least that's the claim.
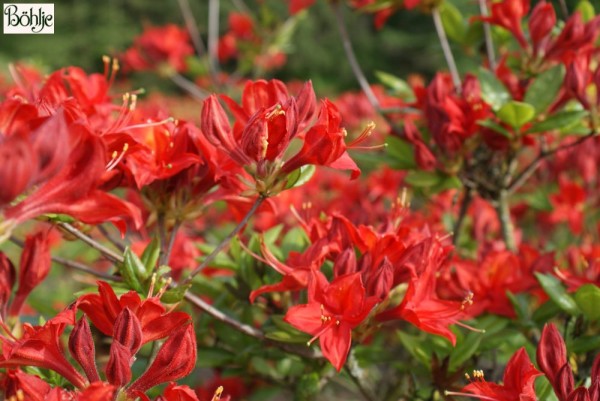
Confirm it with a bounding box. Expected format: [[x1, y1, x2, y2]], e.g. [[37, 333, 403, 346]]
[[97, 224, 126, 253], [207, 0, 221, 84], [183, 195, 265, 285], [169, 73, 210, 101], [494, 190, 516, 252], [452, 188, 473, 246], [507, 131, 597, 194]]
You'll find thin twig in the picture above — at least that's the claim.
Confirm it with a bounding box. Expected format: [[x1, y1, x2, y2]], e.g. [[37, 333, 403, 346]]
[[331, 2, 380, 110], [478, 0, 496, 69], [97, 225, 126, 253], [53, 256, 122, 281], [558, 0, 569, 19], [157, 212, 168, 266], [9, 237, 120, 282], [183, 196, 265, 285], [432, 7, 461, 90], [452, 188, 473, 246], [161, 220, 181, 267], [58, 223, 123, 263], [507, 131, 596, 193], [177, 0, 207, 58], [169, 73, 210, 101], [207, 0, 221, 84]]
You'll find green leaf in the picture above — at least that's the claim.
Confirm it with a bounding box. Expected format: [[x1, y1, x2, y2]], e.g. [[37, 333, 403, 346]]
[[449, 334, 482, 371], [524, 65, 565, 115], [497, 101, 536, 129], [576, 0, 595, 22], [570, 334, 600, 353], [535, 273, 580, 315], [523, 189, 553, 211], [477, 119, 511, 137], [160, 283, 191, 304], [386, 136, 416, 170], [430, 174, 462, 193], [120, 248, 145, 292], [476, 68, 511, 110], [140, 236, 160, 272], [574, 284, 600, 321], [285, 164, 316, 189], [439, 2, 466, 43], [397, 332, 431, 366], [197, 348, 235, 367], [405, 170, 442, 188], [375, 71, 415, 100], [527, 110, 589, 133], [264, 330, 310, 344]]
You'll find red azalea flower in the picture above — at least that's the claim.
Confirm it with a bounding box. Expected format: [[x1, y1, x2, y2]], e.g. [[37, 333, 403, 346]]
[[122, 24, 194, 73], [77, 281, 191, 344], [284, 271, 378, 371], [0, 321, 88, 389], [450, 347, 542, 401]]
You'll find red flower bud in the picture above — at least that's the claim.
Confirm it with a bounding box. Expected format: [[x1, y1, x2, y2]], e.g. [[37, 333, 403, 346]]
[[0, 252, 16, 317], [9, 230, 51, 317], [105, 341, 132, 388], [128, 322, 197, 394], [528, 1, 556, 54], [68, 316, 100, 383], [113, 307, 142, 355]]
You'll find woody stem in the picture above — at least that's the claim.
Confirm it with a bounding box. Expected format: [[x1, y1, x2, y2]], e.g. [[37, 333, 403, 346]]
[[494, 189, 516, 252], [432, 7, 461, 90], [207, 0, 221, 85], [453, 187, 473, 246], [183, 195, 265, 285]]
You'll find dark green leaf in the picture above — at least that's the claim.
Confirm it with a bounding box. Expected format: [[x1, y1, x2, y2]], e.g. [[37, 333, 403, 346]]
[[535, 273, 580, 315], [375, 71, 415, 100], [439, 2, 466, 43], [386, 136, 416, 170], [476, 68, 511, 110], [524, 65, 565, 115], [574, 284, 600, 321], [527, 110, 589, 133]]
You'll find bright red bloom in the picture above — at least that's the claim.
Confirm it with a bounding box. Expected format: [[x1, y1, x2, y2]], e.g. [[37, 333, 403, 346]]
[[122, 24, 194, 73], [548, 177, 586, 234], [2, 126, 142, 235], [284, 271, 378, 371], [77, 281, 191, 344], [460, 347, 542, 401], [1, 369, 51, 401], [0, 321, 88, 389], [479, 0, 530, 48], [377, 239, 468, 345], [128, 322, 197, 394]]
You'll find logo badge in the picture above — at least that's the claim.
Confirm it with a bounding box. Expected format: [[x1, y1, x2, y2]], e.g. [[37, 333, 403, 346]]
[[3, 3, 54, 34]]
